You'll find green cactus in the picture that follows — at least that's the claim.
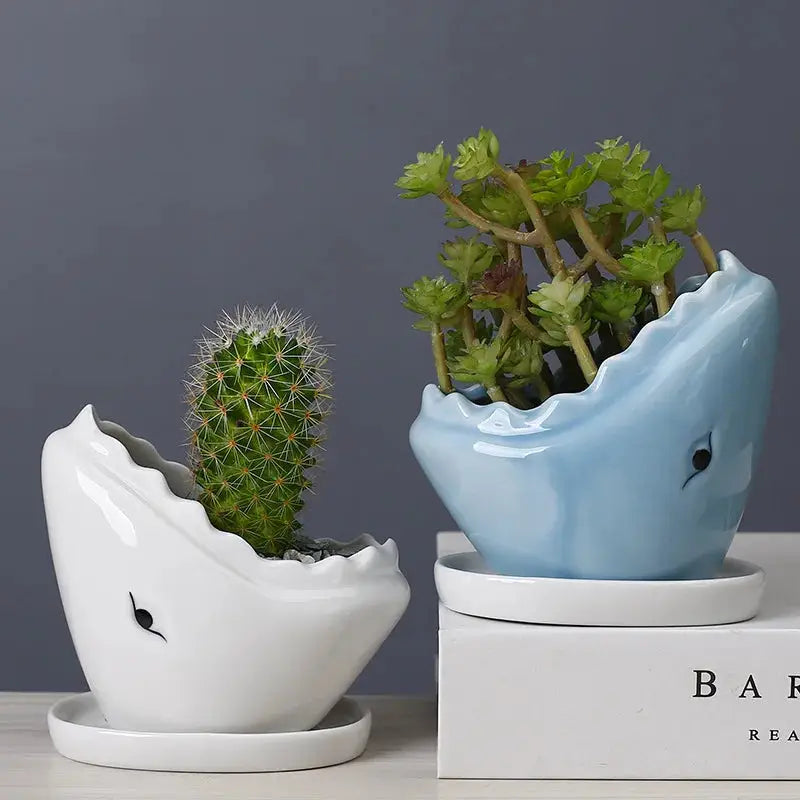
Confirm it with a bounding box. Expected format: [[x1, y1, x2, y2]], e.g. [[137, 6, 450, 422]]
[[185, 306, 332, 558]]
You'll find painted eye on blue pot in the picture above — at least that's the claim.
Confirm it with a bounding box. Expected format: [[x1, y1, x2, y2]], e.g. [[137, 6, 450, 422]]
[[683, 433, 713, 489], [692, 448, 712, 471], [128, 592, 166, 642]]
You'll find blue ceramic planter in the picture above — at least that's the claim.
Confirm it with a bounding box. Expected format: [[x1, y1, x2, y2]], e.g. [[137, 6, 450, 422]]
[[410, 252, 778, 580]]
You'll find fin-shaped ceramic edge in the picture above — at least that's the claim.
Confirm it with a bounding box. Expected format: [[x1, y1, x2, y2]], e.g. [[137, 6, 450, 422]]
[[44, 406, 402, 589], [418, 251, 775, 437]]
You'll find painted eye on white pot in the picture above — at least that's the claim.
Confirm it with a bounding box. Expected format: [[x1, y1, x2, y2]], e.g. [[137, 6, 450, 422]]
[[128, 592, 166, 642], [683, 433, 713, 489]]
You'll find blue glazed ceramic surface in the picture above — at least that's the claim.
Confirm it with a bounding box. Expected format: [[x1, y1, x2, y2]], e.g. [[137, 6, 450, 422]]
[[410, 252, 778, 580]]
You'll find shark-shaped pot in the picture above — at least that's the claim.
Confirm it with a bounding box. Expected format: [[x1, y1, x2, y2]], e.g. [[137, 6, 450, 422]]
[[410, 251, 778, 580], [42, 407, 410, 733]]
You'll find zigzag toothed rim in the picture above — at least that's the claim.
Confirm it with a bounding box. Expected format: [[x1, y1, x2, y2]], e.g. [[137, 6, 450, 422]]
[[418, 251, 766, 436], [51, 405, 401, 589]]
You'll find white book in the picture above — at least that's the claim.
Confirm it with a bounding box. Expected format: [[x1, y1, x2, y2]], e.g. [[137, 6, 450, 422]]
[[436, 532, 800, 779]]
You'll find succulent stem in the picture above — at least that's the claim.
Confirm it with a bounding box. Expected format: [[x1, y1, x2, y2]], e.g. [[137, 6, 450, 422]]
[[648, 215, 676, 302], [461, 307, 477, 347], [495, 166, 566, 275], [486, 384, 508, 403], [566, 235, 604, 284], [505, 386, 531, 409], [690, 230, 719, 275], [568, 207, 621, 277], [508, 308, 542, 341], [565, 324, 598, 384], [496, 311, 514, 343], [431, 322, 453, 393], [651, 281, 670, 317], [438, 188, 540, 247], [614, 322, 633, 349], [533, 373, 551, 401]]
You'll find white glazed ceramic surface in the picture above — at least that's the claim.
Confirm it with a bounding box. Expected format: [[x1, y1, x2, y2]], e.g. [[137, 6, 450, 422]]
[[48, 692, 370, 772], [435, 550, 765, 626], [42, 406, 410, 734]]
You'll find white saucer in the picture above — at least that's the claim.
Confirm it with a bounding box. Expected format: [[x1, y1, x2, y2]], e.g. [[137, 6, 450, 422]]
[[48, 693, 371, 772], [435, 551, 765, 627]]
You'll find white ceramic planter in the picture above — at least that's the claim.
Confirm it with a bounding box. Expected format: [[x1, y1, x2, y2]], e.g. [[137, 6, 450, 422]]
[[42, 406, 410, 734]]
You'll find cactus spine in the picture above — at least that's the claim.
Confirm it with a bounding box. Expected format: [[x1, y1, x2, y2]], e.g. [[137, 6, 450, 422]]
[[186, 306, 332, 557]]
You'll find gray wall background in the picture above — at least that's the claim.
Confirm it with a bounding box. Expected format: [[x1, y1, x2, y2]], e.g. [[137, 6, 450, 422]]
[[2, 0, 798, 693]]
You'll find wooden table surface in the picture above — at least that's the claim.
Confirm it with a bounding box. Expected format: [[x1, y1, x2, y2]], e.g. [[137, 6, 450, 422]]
[[3, 693, 800, 799]]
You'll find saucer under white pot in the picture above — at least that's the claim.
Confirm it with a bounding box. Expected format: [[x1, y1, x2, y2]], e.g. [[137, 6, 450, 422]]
[[42, 406, 410, 736], [48, 693, 371, 772]]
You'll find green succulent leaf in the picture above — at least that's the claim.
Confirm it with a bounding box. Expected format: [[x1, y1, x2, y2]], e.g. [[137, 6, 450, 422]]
[[528, 273, 594, 346], [453, 128, 501, 182], [611, 165, 671, 215], [590, 279, 643, 324], [402, 276, 467, 323], [618, 237, 684, 284], [660, 185, 706, 234], [563, 163, 599, 205], [396, 143, 452, 199], [411, 313, 460, 332], [586, 137, 629, 184], [528, 272, 591, 321], [444, 317, 495, 361], [449, 338, 510, 387], [586, 139, 650, 187], [479, 182, 528, 228], [623, 212, 645, 238], [585, 203, 621, 237], [504, 336, 544, 382], [624, 143, 651, 178], [528, 150, 597, 207], [439, 236, 500, 284]]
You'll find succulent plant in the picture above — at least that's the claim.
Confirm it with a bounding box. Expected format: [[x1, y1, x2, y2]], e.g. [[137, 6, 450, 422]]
[[590, 280, 644, 324], [439, 236, 500, 285], [505, 336, 549, 401], [528, 150, 598, 207], [402, 276, 468, 393], [590, 279, 646, 349], [470, 260, 527, 312], [396, 144, 452, 198], [453, 128, 501, 181], [445, 317, 495, 362], [661, 186, 706, 234], [185, 307, 332, 557], [618, 238, 684, 316], [528, 274, 597, 382], [396, 129, 720, 409], [661, 186, 718, 276], [449, 339, 511, 403]]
